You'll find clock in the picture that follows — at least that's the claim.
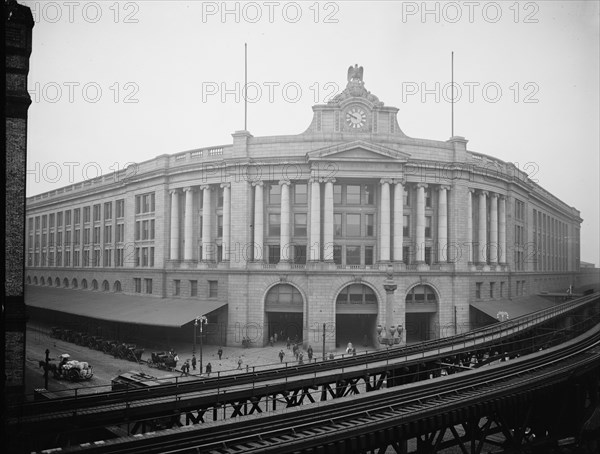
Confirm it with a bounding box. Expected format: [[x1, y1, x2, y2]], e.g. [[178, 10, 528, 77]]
[[345, 106, 367, 129]]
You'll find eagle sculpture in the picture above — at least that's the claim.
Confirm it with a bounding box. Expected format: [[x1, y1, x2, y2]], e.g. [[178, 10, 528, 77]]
[[347, 64, 364, 82]]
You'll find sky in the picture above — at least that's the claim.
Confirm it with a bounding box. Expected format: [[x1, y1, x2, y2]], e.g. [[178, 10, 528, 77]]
[[23, 0, 600, 265]]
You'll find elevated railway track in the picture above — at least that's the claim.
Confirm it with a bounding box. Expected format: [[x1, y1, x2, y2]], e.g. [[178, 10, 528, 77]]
[[8, 293, 600, 453]]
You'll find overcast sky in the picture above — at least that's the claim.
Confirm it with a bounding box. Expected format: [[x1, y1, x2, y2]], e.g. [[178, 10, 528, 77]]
[[23, 0, 599, 265]]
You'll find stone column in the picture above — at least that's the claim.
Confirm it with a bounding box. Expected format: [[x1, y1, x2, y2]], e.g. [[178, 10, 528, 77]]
[[380, 179, 391, 262], [467, 189, 474, 263], [393, 180, 404, 263], [169, 189, 180, 260], [383, 278, 399, 346], [279, 180, 291, 262], [490, 193, 498, 264], [323, 178, 335, 261], [183, 187, 195, 261], [438, 185, 449, 263], [478, 191, 488, 264], [253, 181, 264, 261], [416, 183, 427, 263], [201, 185, 212, 261], [221, 183, 231, 261], [309, 178, 321, 261], [499, 196, 506, 264]]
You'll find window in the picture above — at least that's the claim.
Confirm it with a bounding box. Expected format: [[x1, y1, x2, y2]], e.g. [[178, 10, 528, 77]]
[[145, 278, 152, 294], [115, 248, 124, 267], [294, 184, 307, 204], [93, 249, 100, 267], [334, 213, 342, 236], [104, 225, 112, 243], [56, 251, 62, 267], [49, 213, 55, 228], [294, 213, 307, 236], [103, 248, 112, 266], [346, 214, 361, 236], [74, 208, 81, 225], [116, 224, 124, 243], [57, 212, 63, 227], [142, 247, 148, 266], [500, 281, 505, 297], [42, 215, 47, 229], [365, 246, 374, 265], [65, 210, 71, 226], [268, 245, 280, 264], [346, 185, 360, 204], [476, 282, 482, 299], [217, 215, 223, 237], [425, 247, 432, 265], [82, 250, 89, 267], [490, 282, 495, 298], [208, 280, 218, 298], [337, 284, 377, 304], [403, 186, 410, 205], [83, 228, 90, 245], [515, 199, 525, 221], [57, 232, 62, 246], [293, 245, 306, 264], [73, 250, 80, 267], [93, 204, 101, 222], [49, 232, 54, 247], [134, 278, 142, 293], [35, 216, 40, 230], [142, 220, 149, 240], [135, 221, 140, 240], [365, 214, 374, 237], [425, 216, 432, 238], [65, 230, 71, 247], [116, 199, 125, 218], [425, 187, 432, 208], [269, 184, 281, 205], [269, 214, 281, 236], [190, 280, 198, 297], [333, 245, 342, 264], [363, 184, 375, 204], [136, 193, 155, 214], [217, 188, 224, 207], [174, 280, 181, 296], [346, 245, 361, 265], [403, 215, 410, 237], [104, 202, 112, 220], [64, 251, 70, 267], [333, 185, 342, 204], [93, 226, 100, 244], [150, 247, 154, 267], [83, 206, 90, 223]]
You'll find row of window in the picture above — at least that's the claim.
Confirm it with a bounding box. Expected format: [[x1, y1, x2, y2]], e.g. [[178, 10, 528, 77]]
[[29, 200, 126, 233], [532, 209, 571, 272], [172, 279, 218, 298], [30, 224, 125, 249], [475, 281, 509, 299], [27, 275, 123, 292]]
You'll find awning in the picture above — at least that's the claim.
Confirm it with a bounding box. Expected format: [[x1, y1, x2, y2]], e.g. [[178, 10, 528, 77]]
[[25, 286, 227, 327], [470, 294, 559, 321]]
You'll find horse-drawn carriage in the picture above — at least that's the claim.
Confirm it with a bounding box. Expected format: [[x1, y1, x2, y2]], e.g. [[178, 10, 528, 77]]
[[115, 343, 144, 362], [39, 353, 94, 381], [147, 351, 178, 371]]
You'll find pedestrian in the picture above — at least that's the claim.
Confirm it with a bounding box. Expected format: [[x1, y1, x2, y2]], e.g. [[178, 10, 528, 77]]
[[269, 335, 274, 347], [329, 352, 335, 360], [274, 332, 278, 343], [307, 345, 313, 363], [237, 356, 242, 370], [294, 346, 299, 360], [181, 361, 189, 376], [286, 337, 290, 350], [218, 346, 223, 360], [352, 347, 356, 356], [246, 364, 249, 373], [206, 362, 212, 376], [191, 354, 197, 371], [278, 349, 285, 363], [298, 352, 303, 365]]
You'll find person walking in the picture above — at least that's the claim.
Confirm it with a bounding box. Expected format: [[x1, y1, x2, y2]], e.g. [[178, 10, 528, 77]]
[[206, 362, 212, 377], [237, 356, 242, 370], [286, 337, 291, 350], [298, 352, 304, 365], [218, 347, 223, 360], [191, 354, 197, 371], [307, 345, 313, 363], [278, 349, 285, 363]]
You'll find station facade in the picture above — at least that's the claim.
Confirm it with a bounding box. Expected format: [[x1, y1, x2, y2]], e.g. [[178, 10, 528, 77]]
[[25, 68, 582, 349]]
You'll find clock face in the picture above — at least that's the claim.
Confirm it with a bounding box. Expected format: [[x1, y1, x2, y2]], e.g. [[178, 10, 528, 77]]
[[345, 107, 367, 129]]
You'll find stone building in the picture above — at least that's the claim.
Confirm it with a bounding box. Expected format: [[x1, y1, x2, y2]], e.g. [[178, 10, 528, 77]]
[[25, 67, 582, 350]]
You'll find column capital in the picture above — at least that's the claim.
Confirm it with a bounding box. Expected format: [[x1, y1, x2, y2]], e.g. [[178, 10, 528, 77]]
[[183, 186, 196, 193], [169, 188, 181, 195], [438, 185, 451, 191], [278, 180, 292, 187], [479, 190, 489, 196], [309, 177, 321, 184], [499, 194, 507, 201], [380, 178, 393, 185], [220, 182, 231, 189], [490, 192, 499, 199], [251, 180, 264, 187], [468, 187, 476, 194], [322, 177, 336, 184], [416, 182, 428, 189], [392, 178, 405, 186], [200, 184, 212, 191]]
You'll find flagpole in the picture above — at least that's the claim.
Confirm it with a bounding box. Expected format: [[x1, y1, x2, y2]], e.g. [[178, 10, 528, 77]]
[[451, 51, 454, 137], [244, 43, 248, 131]]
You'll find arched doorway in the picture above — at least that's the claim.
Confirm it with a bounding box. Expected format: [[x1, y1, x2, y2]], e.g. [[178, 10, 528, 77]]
[[264, 284, 304, 344], [335, 283, 378, 348], [113, 281, 122, 292], [405, 284, 438, 343]]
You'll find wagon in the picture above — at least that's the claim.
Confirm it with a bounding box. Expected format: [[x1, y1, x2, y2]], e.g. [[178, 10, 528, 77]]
[[53, 354, 94, 381], [147, 351, 178, 371]]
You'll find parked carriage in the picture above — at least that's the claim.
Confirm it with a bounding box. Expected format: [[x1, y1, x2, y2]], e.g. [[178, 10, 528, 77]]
[[115, 343, 144, 362], [88, 335, 104, 350], [39, 353, 94, 381], [147, 351, 178, 371]]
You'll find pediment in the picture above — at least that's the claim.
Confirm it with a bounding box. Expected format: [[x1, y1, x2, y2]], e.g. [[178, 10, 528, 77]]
[[307, 140, 410, 162]]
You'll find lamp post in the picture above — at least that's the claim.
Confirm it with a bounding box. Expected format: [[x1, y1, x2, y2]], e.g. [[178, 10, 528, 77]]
[[194, 316, 208, 373]]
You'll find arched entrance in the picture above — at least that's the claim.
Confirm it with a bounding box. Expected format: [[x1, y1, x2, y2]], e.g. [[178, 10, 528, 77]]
[[335, 283, 378, 348], [264, 284, 304, 344], [405, 284, 438, 343]]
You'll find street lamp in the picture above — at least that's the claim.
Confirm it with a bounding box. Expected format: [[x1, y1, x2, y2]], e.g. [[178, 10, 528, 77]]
[[194, 316, 208, 373]]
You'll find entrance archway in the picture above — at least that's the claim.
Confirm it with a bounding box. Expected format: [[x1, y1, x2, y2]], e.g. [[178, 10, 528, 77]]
[[405, 284, 439, 343], [335, 283, 378, 349], [264, 284, 304, 345]]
